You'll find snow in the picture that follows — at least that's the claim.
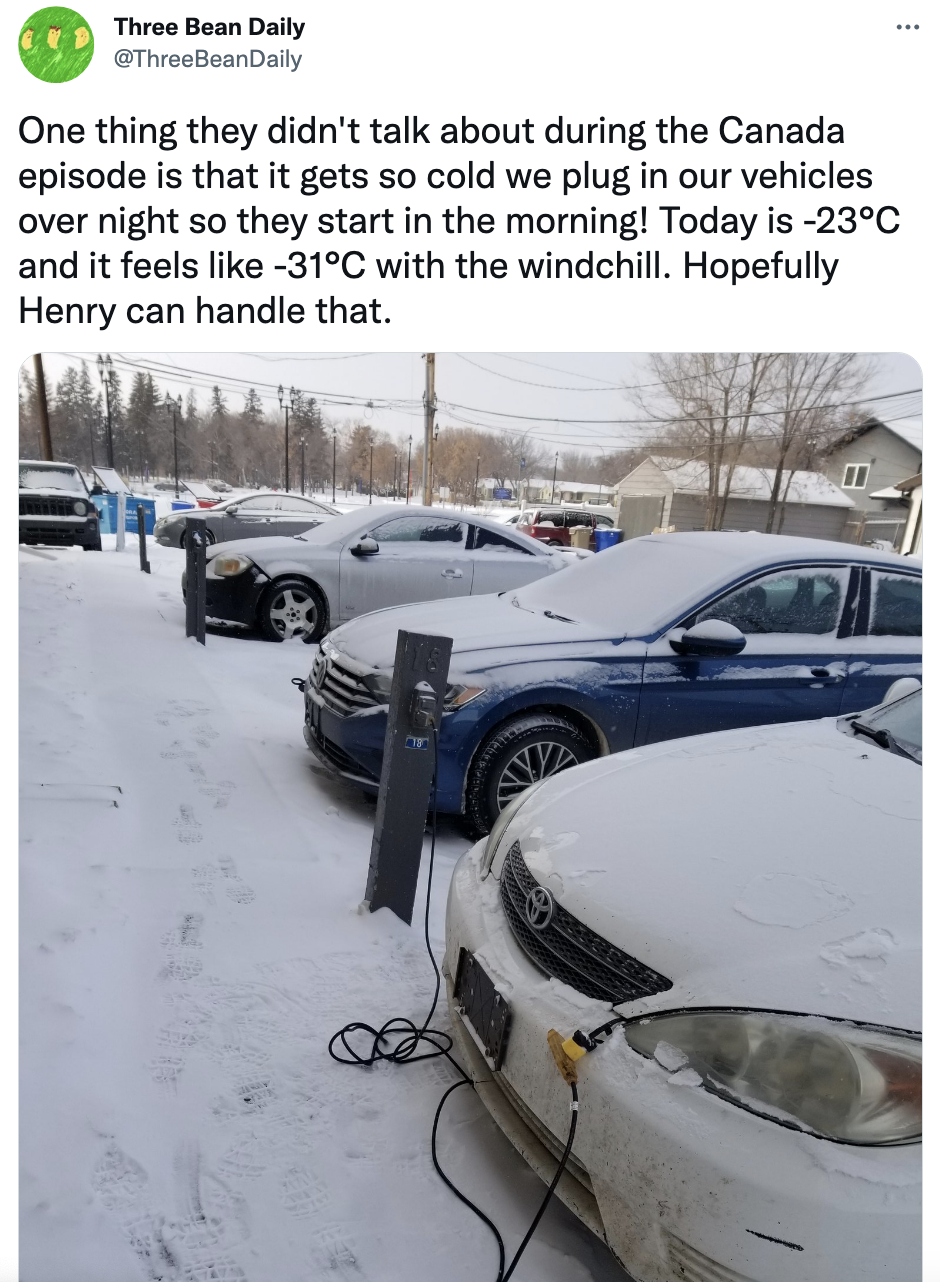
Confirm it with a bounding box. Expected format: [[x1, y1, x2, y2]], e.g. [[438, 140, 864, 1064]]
[[19, 540, 622, 1282], [636, 456, 857, 507]]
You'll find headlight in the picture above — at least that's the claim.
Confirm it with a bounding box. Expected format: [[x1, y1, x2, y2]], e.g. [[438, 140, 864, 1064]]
[[443, 684, 485, 711], [73, 500, 87, 515], [480, 778, 547, 875], [208, 555, 254, 578], [623, 1010, 921, 1145], [362, 671, 393, 701]]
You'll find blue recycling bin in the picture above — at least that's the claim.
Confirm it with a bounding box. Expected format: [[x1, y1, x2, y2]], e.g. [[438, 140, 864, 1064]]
[[91, 494, 156, 534], [594, 527, 623, 552]]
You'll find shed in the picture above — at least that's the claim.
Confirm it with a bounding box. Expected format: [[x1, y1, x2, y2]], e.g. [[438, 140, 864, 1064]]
[[614, 456, 855, 541]]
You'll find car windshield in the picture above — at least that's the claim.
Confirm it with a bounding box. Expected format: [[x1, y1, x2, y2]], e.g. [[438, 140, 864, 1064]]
[[19, 464, 86, 494], [849, 690, 922, 763]]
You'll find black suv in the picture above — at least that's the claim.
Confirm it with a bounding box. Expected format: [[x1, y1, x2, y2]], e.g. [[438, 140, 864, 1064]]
[[19, 460, 102, 550]]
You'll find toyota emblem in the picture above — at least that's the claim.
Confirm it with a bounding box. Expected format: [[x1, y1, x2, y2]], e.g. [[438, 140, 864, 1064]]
[[525, 885, 555, 931]]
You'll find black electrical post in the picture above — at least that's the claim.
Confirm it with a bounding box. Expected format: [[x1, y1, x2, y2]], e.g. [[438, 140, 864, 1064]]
[[331, 428, 337, 504], [96, 353, 115, 469], [550, 452, 558, 505], [136, 504, 151, 574], [406, 435, 412, 504], [165, 393, 182, 498], [473, 454, 481, 507], [184, 515, 207, 645], [368, 437, 374, 504], [299, 434, 306, 496]]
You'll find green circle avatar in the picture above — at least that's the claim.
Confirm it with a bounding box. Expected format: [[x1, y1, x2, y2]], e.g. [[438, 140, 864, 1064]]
[[20, 7, 93, 82]]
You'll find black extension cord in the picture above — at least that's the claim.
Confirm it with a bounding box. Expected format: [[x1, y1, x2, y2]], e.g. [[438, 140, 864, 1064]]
[[328, 723, 580, 1282]]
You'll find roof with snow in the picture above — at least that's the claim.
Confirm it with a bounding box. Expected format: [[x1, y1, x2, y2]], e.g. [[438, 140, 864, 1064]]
[[882, 418, 923, 453], [620, 456, 855, 508]]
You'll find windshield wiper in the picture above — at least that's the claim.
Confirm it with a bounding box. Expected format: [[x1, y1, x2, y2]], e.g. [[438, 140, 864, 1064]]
[[543, 609, 577, 624], [850, 719, 921, 764]]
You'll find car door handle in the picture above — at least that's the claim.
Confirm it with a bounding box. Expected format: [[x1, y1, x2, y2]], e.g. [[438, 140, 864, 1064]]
[[441, 568, 463, 579], [810, 668, 844, 683]]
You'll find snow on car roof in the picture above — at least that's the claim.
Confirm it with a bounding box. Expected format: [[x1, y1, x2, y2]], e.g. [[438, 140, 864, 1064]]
[[294, 503, 552, 548], [513, 531, 919, 636]]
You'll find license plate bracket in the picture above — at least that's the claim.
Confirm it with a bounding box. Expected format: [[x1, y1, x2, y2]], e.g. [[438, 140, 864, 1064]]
[[454, 948, 511, 1071]]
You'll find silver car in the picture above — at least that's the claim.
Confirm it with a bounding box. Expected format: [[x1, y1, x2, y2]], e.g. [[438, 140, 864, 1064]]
[[155, 493, 340, 547], [193, 504, 574, 641]]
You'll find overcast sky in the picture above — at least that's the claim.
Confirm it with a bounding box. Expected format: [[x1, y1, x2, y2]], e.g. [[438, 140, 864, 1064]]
[[35, 350, 922, 459]]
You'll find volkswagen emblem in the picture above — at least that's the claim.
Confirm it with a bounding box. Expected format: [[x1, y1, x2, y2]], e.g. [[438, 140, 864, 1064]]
[[525, 885, 555, 931]]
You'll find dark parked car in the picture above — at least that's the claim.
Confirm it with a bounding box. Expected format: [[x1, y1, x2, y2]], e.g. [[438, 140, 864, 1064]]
[[19, 460, 101, 550], [155, 493, 340, 547], [301, 532, 922, 832], [517, 506, 615, 550]]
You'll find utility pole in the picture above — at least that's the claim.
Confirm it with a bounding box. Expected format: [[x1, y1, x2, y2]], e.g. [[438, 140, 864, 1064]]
[[331, 428, 337, 504], [406, 435, 413, 504], [165, 393, 182, 498], [473, 455, 481, 507], [518, 454, 526, 509], [96, 353, 115, 468], [368, 436, 374, 504], [299, 434, 307, 496], [422, 353, 435, 505], [550, 452, 558, 505], [33, 354, 54, 461]]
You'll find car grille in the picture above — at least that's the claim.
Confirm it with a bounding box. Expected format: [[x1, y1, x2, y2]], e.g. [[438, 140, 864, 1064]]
[[499, 842, 672, 1004], [314, 649, 382, 717], [20, 496, 80, 517], [311, 724, 379, 782]]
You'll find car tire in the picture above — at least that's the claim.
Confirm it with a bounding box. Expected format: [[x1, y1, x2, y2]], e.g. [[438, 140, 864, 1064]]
[[258, 577, 327, 644], [179, 528, 215, 549], [547, 539, 564, 547], [466, 714, 594, 836]]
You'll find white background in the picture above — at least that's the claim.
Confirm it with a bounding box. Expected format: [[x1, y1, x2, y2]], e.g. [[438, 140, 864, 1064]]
[[6, 2, 933, 1278]]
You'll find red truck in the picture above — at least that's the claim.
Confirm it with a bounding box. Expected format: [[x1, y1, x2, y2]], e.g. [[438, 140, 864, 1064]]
[[516, 506, 616, 551]]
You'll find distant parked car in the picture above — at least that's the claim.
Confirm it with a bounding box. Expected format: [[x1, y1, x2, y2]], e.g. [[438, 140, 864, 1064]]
[[300, 531, 922, 831], [156, 493, 340, 548], [152, 479, 220, 508], [444, 686, 922, 1282], [188, 504, 573, 642], [19, 460, 101, 550], [517, 505, 615, 550]]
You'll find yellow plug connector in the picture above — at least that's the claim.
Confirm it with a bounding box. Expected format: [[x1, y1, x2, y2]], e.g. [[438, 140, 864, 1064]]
[[547, 1029, 579, 1085]]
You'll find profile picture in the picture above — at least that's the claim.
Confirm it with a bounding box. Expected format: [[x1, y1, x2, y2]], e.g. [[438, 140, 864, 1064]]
[[19, 6, 93, 82]]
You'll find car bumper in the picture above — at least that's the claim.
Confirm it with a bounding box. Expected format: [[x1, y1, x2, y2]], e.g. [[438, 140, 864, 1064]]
[[19, 517, 99, 547], [444, 845, 921, 1282], [181, 566, 268, 627]]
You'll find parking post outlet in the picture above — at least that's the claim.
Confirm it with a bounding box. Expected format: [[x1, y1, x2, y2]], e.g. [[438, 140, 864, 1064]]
[[364, 630, 452, 925], [184, 515, 207, 645]]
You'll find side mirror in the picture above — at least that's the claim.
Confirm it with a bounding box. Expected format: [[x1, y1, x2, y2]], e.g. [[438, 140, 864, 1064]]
[[225, 504, 240, 515], [89, 485, 103, 496], [350, 536, 379, 557], [669, 620, 747, 657]]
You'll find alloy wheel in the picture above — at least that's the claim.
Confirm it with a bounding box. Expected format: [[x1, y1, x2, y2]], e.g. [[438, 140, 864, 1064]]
[[495, 741, 578, 809], [268, 588, 317, 639]]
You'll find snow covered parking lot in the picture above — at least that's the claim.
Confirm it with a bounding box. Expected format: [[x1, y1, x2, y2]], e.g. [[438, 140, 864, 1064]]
[[19, 540, 624, 1282]]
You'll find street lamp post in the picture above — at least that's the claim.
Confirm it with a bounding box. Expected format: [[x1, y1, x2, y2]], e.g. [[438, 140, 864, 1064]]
[[550, 452, 558, 505], [368, 436, 374, 504], [473, 454, 481, 507], [331, 428, 337, 504], [299, 434, 307, 496], [165, 393, 182, 498], [278, 384, 300, 491], [96, 353, 115, 469], [406, 435, 412, 504]]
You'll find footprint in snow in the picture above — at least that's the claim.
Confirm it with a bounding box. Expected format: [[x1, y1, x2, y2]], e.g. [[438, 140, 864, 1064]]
[[91, 1143, 148, 1211], [174, 804, 203, 843]]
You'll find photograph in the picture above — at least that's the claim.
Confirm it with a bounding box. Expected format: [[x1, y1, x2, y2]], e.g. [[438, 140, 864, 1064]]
[[19, 350, 922, 1282]]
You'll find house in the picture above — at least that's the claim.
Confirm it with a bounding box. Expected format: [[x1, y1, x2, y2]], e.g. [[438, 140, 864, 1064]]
[[821, 416, 922, 547], [477, 476, 615, 504], [614, 456, 855, 541]]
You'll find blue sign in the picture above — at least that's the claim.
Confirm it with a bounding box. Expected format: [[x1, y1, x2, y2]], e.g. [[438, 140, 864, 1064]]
[[493, 487, 512, 500], [520, 457, 526, 469], [405, 736, 429, 751]]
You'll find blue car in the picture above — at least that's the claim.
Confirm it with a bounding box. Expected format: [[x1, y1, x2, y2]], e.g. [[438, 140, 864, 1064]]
[[301, 532, 922, 833]]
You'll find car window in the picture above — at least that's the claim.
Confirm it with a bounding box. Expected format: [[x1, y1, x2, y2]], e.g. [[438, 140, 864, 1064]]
[[595, 514, 614, 528], [370, 516, 466, 543], [695, 567, 851, 635], [851, 690, 921, 761], [565, 511, 593, 528], [236, 495, 277, 510], [536, 512, 564, 527], [276, 496, 322, 512], [19, 464, 86, 494], [519, 511, 535, 524], [471, 526, 533, 553], [868, 573, 921, 637]]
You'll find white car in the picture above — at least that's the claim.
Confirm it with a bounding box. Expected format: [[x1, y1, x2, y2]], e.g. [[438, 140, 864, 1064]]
[[444, 688, 922, 1282]]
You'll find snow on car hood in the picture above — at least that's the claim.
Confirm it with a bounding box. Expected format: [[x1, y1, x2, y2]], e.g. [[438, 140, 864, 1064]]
[[497, 717, 921, 1028], [328, 593, 613, 668]]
